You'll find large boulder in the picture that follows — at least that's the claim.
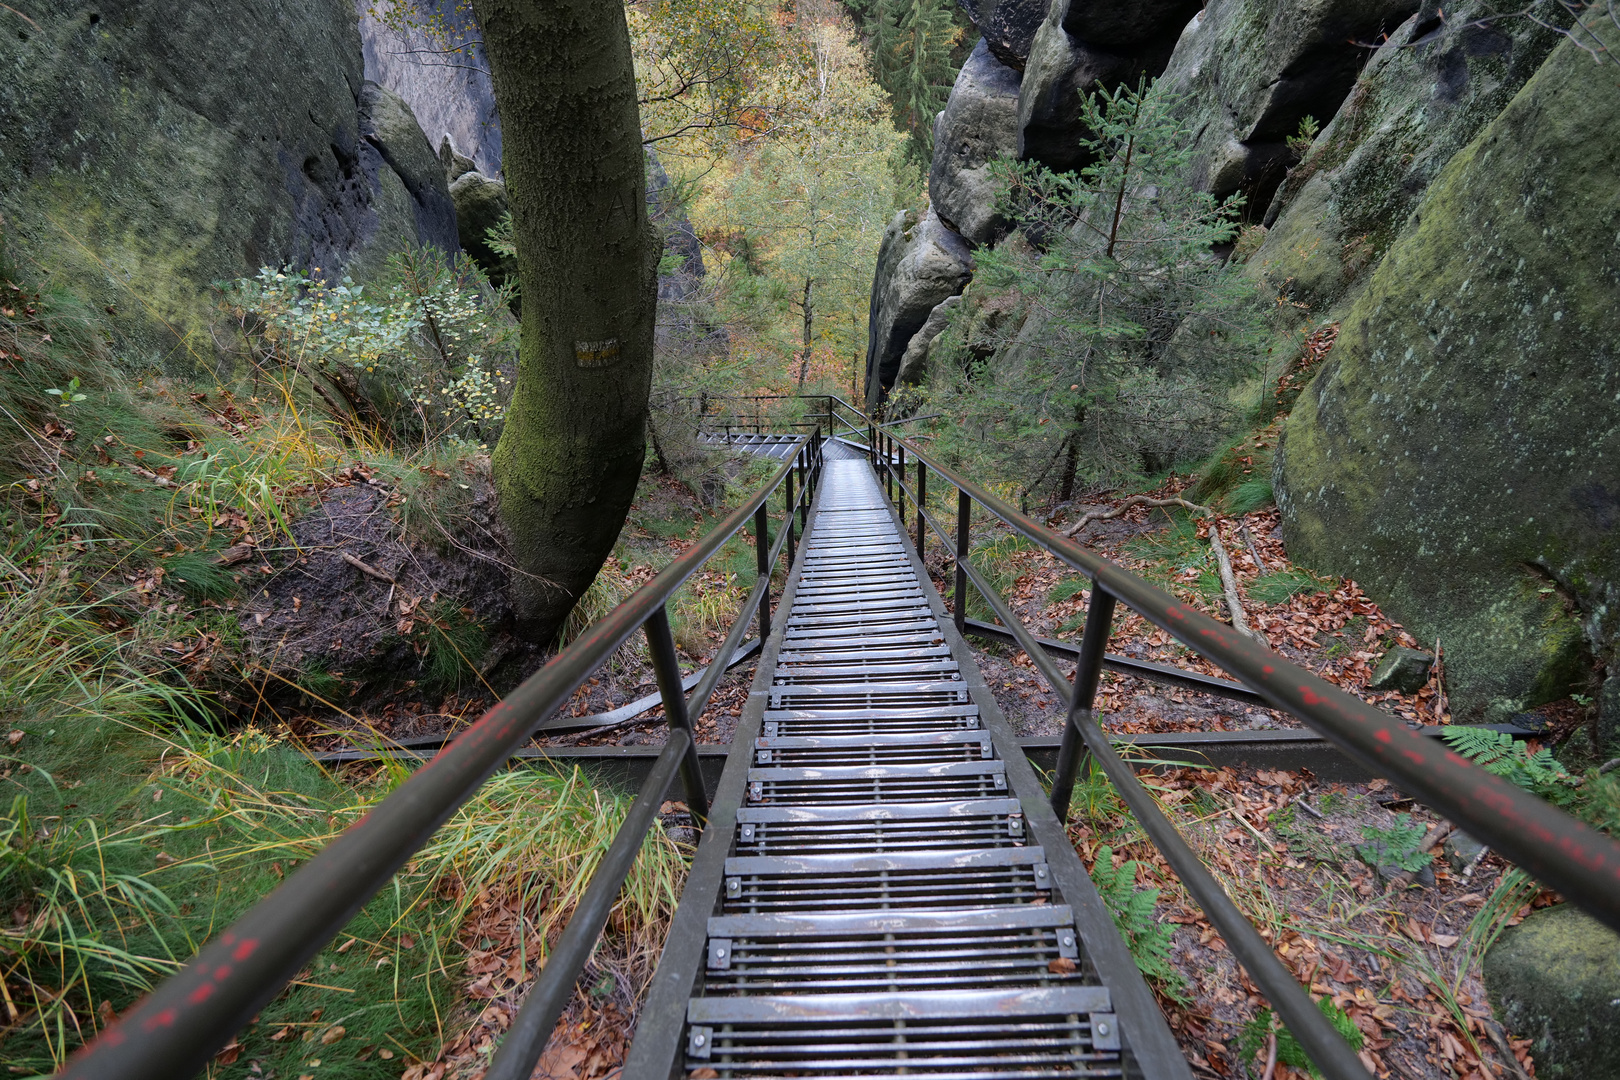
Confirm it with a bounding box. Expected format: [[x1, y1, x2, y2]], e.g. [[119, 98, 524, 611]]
[[355, 0, 502, 176], [955, 0, 1051, 68], [0, 0, 445, 371], [358, 82, 460, 269], [930, 39, 1023, 247], [864, 208, 975, 408], [1484, 905, 1620, 1079], [1017, 0, 1200, 173], [1246, 0, 1564, 317], [448, 170, 513, 284], [1152, 0, 1419, 222], [1275, 10, 1620, 724]]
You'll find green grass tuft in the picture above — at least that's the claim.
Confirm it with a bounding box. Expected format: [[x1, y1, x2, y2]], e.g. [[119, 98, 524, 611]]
[[1248, 568, 1337, 605], [161, 551, 239, 601]]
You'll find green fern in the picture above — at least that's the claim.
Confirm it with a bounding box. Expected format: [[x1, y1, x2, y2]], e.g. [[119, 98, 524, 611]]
[[1089, 846, 1187, 1001], [1237, 997, 1363, 1079], [1355, 813, 1429, 872], [1441, 727, 1571, 802]]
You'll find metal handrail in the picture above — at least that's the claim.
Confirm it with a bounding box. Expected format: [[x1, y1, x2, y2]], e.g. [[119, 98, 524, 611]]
[[828, 397, 1620, 1080], [59, 433, 824, 1080]]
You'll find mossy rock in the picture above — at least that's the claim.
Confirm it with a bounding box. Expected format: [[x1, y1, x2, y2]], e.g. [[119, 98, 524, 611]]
[[1246, 0, 1564, 319], [0, 1, 448, 372], [449, 171, 515, 285], [1275, 9, 1620, 720], [1484, 904, 1620, 1080]]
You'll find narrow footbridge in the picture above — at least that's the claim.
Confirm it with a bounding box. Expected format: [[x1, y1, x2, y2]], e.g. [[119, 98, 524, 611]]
[[65, 398, 1620, 1080], [625, 446, 1173, 1077]]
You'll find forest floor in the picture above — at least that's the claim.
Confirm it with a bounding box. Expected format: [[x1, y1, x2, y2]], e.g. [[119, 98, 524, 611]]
[[925, 479, 1590, 1080]]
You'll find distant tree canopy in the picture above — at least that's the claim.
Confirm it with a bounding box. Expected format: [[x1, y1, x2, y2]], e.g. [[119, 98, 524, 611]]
[[866, 0, 961, 166]]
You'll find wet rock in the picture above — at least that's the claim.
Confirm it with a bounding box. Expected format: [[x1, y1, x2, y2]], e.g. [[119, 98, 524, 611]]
[[1484, 904, 1620, 1079], [864, 208, 975, 407], [929, 39, 1023, 247], [1275, 9, 1620, 721], [1367, 646, 1434, 693]]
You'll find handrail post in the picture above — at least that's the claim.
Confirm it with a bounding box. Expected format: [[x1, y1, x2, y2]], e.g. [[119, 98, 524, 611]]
[[897, 442, 907, 532], [784, 467, 797, 568], [754, 504, 772, 643], [1050, 584, 1118, 822], [953, 488, 971, 634], [797, 447, 809, 531], [644, 606, 710, 823], [916, 461, 927, 561]]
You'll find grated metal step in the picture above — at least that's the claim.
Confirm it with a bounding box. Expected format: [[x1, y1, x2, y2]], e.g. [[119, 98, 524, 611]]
[[626, 449, 1175, 1080]]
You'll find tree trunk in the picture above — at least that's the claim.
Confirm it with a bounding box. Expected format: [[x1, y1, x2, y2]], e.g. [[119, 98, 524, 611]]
[[472, 0, 658, 642], [796, 276, 815, 387]]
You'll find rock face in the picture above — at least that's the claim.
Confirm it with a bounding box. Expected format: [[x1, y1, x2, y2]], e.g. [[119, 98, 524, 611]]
[[1017, 0, 1201, 172], [359, 83, 461, 268], [1275, 13, 1620, 723], [895, 294, 963, 388], [930, 40, 1024, 247], [1246, 0, 1564, 317], [955, 0, 1051, 68], [864, 209, 975, 407], [0, 0, 450, 370], [1153, 0, 1419, 222], [355, 0, 502, 176], [1484, 904, 1620, 1079]]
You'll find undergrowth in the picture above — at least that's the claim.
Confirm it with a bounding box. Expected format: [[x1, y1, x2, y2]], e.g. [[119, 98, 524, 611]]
[[0, 718, 685, 1075]]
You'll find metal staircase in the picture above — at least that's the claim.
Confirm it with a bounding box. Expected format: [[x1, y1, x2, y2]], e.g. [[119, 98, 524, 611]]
[[627, 446, 1186, 1080], [77, 400, 1620, 1080]]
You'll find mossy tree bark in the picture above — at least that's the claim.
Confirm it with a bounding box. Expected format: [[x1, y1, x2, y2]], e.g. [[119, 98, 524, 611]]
[[471, 0, 657, 641]]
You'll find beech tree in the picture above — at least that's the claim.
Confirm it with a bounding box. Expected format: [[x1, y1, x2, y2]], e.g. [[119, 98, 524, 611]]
[[721, 17, 900, 387], [470, 0, 659, 640]]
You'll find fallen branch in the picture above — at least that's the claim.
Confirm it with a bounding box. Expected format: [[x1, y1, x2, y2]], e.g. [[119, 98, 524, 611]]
[[1260, 1030, 1279, 1080], [1209, 521, 1262, 642], [1061, 495, 1212, 537], [1063, 495, 1264, 641], [1240, 520, 1267, 573], [339, 550, 396, 584]]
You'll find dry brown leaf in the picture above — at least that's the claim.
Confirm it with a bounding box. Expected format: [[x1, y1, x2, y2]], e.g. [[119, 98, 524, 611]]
[[320, 1025, 346, 1044], [690, 1071, 719, 1080], [1047, 957, 1077, 974]]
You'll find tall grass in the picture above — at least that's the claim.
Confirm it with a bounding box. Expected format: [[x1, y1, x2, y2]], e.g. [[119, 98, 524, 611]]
[[0, 706, 688, 1074]]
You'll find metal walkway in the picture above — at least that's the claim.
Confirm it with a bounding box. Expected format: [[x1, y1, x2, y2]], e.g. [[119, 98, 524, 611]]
[[629, 446, 1186, 1080]]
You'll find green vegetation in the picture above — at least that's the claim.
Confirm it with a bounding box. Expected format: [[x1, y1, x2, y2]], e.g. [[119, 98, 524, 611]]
[[1248, 567, 1338, 605], [0, 717, 684, 1075], [1237, 996, 1364, 1079], [915, 80, 1269, 501], [1087, 846, 1187, 1002], [1354, 813, 1430, 874]]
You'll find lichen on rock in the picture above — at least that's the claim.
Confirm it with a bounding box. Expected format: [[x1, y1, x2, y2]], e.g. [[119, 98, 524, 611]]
[[1276, 9, 1620, 724]]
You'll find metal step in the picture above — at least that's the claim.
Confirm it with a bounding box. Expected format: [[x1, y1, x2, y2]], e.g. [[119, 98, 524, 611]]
[[625, 451, 1173, 1080]]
